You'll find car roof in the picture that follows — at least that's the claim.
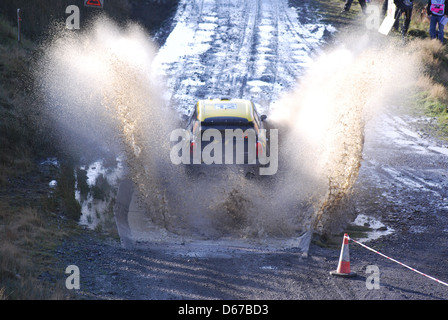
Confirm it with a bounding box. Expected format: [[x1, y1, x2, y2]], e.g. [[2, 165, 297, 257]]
[[196, 98, 255, 122]]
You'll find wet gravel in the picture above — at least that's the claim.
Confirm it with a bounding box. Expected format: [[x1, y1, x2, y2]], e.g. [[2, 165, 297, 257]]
[[55, 221, 448, 301]]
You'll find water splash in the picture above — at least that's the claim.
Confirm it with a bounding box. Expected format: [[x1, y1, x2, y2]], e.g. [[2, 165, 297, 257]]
[[35, 17, 421, 240], [269, 33, 421, 234], [35, 16, 176, 229]]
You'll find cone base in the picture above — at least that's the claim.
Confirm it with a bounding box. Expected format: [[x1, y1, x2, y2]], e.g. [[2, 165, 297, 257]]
[[330, 270, 357, 278]]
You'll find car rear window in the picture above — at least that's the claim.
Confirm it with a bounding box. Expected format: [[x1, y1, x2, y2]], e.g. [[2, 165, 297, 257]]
[[201, 117, 254, 129]]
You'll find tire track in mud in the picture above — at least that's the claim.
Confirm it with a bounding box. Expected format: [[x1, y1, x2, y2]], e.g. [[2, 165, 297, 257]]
[[153, 0, 334, 117], [237, 0, 276, 104], [241, 0, 321, 107], [156, 0, 206, 110], [228, 0, 261, 99], [202, 0, 261, 100]]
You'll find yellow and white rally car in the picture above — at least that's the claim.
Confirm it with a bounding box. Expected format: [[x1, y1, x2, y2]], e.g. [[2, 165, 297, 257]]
[[184, 98, 268, 169]]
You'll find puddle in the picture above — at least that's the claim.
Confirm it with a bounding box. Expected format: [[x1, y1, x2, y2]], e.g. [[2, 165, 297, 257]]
[[75, 156, 126, 230], [350, 214, 394, 243]]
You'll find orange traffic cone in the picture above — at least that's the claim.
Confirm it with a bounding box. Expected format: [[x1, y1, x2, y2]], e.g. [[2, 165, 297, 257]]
[[330, 233, 357, 277]]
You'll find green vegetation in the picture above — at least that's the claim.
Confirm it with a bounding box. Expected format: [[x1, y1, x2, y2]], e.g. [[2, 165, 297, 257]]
[[315, 0, 448, 139], [0, 14, 36, 186], [411, 40, 448, 139], [0, 202, 79, 299], [0, 19, 79, 295], [409, 1, 448, 139], [0, 23, 110, 299]]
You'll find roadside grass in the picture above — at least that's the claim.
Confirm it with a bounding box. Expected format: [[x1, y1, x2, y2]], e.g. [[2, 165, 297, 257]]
[[406, 1, 448, 140], [0, 157, 88, 299], [0, 1, 175, 298], [0, 200, 79, 299], [0, 13, 36, 187], [410, 40, 448, 140], [316, 0, 448, 139], [0, 153, 90, 299], [0, 15, 81, 299]]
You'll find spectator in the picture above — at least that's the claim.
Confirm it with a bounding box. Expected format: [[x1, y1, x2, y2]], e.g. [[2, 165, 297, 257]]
[[342, 0, 367, 14], [382, 0, 414, 38], [427, 0, 447, 43]]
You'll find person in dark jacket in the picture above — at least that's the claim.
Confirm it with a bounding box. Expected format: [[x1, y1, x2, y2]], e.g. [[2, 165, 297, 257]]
[[427, 0, 447, 43], [382, 0, 414, 38], [342, 0, 367, 14]]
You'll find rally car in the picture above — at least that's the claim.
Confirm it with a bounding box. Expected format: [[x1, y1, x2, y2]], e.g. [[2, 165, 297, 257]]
[[183, 98, 269, 176]]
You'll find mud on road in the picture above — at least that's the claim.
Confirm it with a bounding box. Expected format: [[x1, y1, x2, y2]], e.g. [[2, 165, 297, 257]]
[[59, 106, 448, 301], [52, 0, 448, 301]]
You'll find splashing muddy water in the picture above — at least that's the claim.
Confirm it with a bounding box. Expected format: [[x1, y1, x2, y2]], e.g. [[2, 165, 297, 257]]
[[35, 15, 421, 242], [35, 16, 176, 230], [270, 34, 421, 234]]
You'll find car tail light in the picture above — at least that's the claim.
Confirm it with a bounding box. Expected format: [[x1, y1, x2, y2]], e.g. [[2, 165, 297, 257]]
[[256, 141, 262, 156], [190, 141, 197, 154]]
